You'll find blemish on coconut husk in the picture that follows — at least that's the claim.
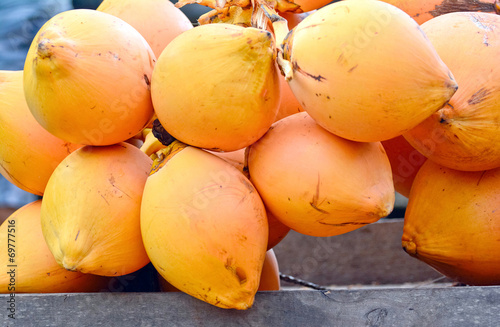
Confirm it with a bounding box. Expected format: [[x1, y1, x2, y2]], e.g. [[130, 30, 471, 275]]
[[468, 87, 490, 105], [318, 221, 369, 227], [37, 39, 53, 59], [292, 60, 326, 82], [430, 0, 496, 18], [143, 74, 151, 87]]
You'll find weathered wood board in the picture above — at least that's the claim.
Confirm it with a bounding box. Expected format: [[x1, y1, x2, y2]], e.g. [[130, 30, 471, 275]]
[[1, 286, 499, 326]]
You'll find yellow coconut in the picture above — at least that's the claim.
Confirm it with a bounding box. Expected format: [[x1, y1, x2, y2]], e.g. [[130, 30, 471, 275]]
[[97, 0, 193, 58], [151, 23, 280, 152], [23, 9, 156, 146], [41, 143, 152, 276], [279, 0, 457, 142], [247, 112, 395, 237], [404, 12, 500, 171], [141, 142, 268, 309], [0, 201, 111, 293], [403, 160, 500, 285], [0, 70, 81, 195]]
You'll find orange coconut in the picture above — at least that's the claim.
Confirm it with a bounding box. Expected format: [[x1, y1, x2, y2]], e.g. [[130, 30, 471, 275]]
[[403, 159, 500, 285], [281, 0, 333, 12], [97, 0, 193, 58], [23, 9, 156, 146], [280, 10, 316, 29], [0, 201, 111, 293], [381, 135, 427, 198], [247, 112, 395, 237], [266, 210, 291, 250], [0, 70, 81, 195], [41, 143, 152, 276], [151, 23, 280, 152], [258, 249, 281, 291], [141, 141, 268, 309], [195, 145, 291, 250], [404, 12, 500, 171], [206, 148, 247, 173], [275, 73, 304, 122], [279, 0, 457, 142]]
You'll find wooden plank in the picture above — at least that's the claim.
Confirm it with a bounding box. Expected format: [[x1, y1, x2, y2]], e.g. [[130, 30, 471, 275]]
[[1, 286, 499, 326], [273, 218, 450, 287]]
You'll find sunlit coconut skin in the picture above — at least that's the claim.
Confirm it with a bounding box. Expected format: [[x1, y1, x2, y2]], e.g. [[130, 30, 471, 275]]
[[151, 23, 280, 152], [280, 0, 457, 142], [24, 9, 156, 146], [41, 143, 152, 277], [404, 12, 500, 171], [403, 159, 500, 285], [141, 143, 268, 310], [0, 201, 111, 293], [247, 112, 395, 237], [0, 70, 81, 195], [97, 0, 193, 58]]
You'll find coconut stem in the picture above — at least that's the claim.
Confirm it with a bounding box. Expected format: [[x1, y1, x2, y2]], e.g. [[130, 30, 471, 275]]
[[152, 119, 176, 147], [148, 119, 189, 174], [402, 240, 418, 257], [258, 2, 288, 46], [258, 2, 293, 80], [37, 39, 53, 59], [150, 140, 188, 175], [176, 0, 294, 79]]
